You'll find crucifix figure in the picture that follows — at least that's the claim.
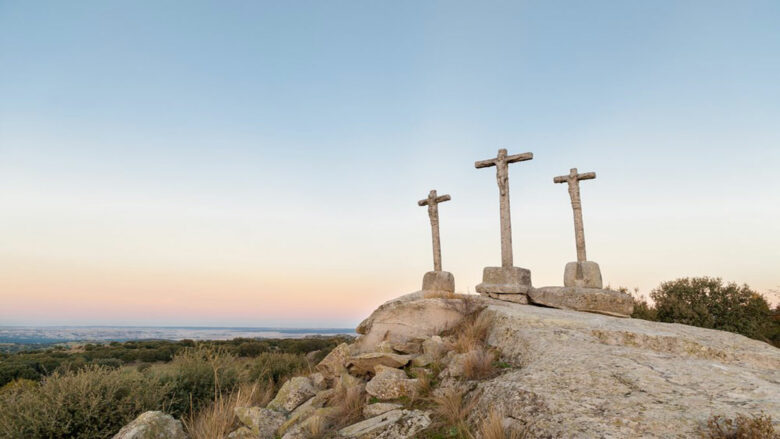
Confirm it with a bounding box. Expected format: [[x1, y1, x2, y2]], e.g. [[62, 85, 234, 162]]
[[474, 148, 534, 301], [475, 148, 533, 268], [554, 167, 603, 289], [418, 190, 451, 271]]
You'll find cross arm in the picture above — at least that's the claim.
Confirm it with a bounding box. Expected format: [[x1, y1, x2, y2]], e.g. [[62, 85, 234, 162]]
[[553, 175, 569, 184], [577, 172, 596, 181], [505, 152, 534, 164], [418, 194, 451, 206], [474, 158, 497, 169]]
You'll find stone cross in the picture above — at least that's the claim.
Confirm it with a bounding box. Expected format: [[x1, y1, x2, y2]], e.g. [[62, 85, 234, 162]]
[[475, 149, 533, 268], [554, 168, 596, 262], [418, 190, 451, 271]]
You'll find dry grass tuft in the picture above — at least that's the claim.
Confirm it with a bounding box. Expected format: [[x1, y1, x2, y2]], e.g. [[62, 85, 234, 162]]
[[431, 386, 480, 438], [184, 381, 273, 439], [700, 412, 778, 439], [307, 415, 327, 438], [479, 408, 528, 439], [462, 347, 497, 381], [327, 380, 366, 428], [453, 310, 492, 353]]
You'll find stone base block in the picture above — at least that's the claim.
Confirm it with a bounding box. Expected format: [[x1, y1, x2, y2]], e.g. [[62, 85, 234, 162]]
[[564, 261, 603, 289], [422, 271, 454, 295], [527, 286, 634, 317], [475, 266, 532, 295]]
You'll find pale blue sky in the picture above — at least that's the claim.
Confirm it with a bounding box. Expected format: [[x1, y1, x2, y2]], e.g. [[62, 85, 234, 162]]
[[1, 1, 779, 326]]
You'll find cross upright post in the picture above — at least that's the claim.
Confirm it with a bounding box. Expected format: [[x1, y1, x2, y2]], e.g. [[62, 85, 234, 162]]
[[475, 148, 533, 268], [418, 189, 451, 271], [554, 168, 596, 262]]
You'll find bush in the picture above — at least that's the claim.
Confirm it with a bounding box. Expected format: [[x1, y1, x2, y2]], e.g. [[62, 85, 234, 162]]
[[247, 352, 308, 385], [163, 346, 240, 418], [651, 277, 773, 341], [0, 365, 171, 439]]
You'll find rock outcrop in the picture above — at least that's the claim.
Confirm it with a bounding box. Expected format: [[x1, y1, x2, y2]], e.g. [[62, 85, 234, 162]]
[[474, 297, 780, 437], [222, 291, 779, 438]]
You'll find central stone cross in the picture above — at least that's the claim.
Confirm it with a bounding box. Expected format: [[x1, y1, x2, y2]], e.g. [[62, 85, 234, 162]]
[[475, 148, 533, 267], [554, 168, 596, 262], [418, 189, 451, 271]]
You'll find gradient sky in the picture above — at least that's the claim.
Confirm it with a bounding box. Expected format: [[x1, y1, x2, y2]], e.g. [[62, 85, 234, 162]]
[[1, 1, 779, 327]]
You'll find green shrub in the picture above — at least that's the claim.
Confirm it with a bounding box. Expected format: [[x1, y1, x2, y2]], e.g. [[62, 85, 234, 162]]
[[248, 352, 308, 385], [651, 277, 773, 341], [163, 345, 240, 418], [0, 365, 171, 439]]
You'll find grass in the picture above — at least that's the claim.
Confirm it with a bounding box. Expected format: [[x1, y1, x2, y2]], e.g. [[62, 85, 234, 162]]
[[429, 386, 480, 439], [183, 382, 273, 439], [700, 413, 778, 439], [451, 309, 491, 354], [478, 408, 528, 439], [462, 347, 497, 381], [326, 378, 366, 428]]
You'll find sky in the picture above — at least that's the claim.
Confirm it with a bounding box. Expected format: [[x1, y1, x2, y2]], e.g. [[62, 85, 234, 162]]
[[1, 1, 779, 327]]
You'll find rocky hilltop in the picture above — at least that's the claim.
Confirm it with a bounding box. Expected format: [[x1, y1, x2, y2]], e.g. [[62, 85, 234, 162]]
[[117, 292, 780, 438]]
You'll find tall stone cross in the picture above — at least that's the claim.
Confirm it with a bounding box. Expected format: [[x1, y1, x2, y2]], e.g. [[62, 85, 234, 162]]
[[554, 168, 596, 262], [418, 190, 451, 271], [475, 148, 533, 268]]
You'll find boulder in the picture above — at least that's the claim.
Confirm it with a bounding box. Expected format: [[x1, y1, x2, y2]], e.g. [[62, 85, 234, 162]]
[[422, 335, 448, 359], [280, 407, 340, 439], [363, 402, 403, 417], [470, 297, 780, 437], [226, 426, 255, 439], [391, 340, 422, 354], [234, 406, 285, 438], [354, 294, 473, 352], [527, 286, 634, 317], [267, 376, 317, 413], [339, 409, 431, 438], [309, 372, 327, 390], [112, 411, 186, 439], [365, 365, 419, 400], [316, 343, 350, 384], [346, 352, 411, 375], [278, 389, 335, 435]]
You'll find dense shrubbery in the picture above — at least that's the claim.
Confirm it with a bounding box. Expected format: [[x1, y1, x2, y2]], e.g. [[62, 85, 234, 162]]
[[629, 277, 778, 347], [0, 336, 349, 388], [0, 337, 345, 439], [0, 366, 171, 439]]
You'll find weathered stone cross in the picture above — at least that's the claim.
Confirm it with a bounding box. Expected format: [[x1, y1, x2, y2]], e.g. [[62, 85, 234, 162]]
[[475, 148, 533, 268], [554, 168, 596, 262], [418, 189, 451, 271]]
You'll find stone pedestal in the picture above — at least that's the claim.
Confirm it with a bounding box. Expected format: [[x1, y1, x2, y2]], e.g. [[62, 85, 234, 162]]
[[422, 271, 454, 295], [528, 286, 634, 317], [564, 261, 603, 289], [475, 266, 532, 301]]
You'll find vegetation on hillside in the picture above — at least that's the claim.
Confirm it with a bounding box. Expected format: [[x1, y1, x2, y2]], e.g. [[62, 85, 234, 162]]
[[0, 336, 349, 389], [0, 336, 348, 439], [628, 277, 779, 348]]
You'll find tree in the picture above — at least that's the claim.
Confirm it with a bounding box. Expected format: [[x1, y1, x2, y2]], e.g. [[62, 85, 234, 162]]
[[651, 277, 773, 342]]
